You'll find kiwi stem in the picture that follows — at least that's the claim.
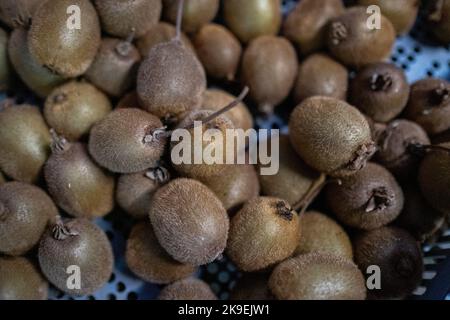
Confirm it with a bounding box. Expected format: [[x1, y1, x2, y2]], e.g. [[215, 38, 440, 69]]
[[116, 28, 136, 56], [330, 22, 348, 45], [408, 143, 450, 156], [145, 166, 170, 184], [370, 73, 393, 92], [293, 174, 328, 214], [428, 0, 444, 21], [50, 129, 69, 154], [365, 187, 393, 213], [52, 215, 79, 241], [429, 84, 450, 106], [275, 201, 295, 221], [344, 142, 377, 173], [175, 0, 185, 42]]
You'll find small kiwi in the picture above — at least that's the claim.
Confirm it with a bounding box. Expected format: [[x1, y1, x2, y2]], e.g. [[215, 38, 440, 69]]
[[0, 257, 48, 300], [0, 103, 51, 183], [426, 0, 450, 44], [0, 181, 56, 256], [404, 78, 450, 135], [158, 278, 217, 300], [126, 221, 195, 284], [0, 0, 40, 28], [327, 7, 396, 68], [194, 24, 242, 81], [269, 253, 367, 300], [230, 273, 273, 300], [117, 91, 140, 109], [28, 0, 101, 78], [283, 0, 345, 55], [242, 35, 298, 114], [94, 0, 162, 38], [88, 108, 167, 173], [354, 226, 423, 299], [289, 96, 376, 177], [224, 0, 281, 43], [38, 217, 114, 296], [0, 28, 12, 92], [326, 162, 404, 230], [293, 53, 348, 104], [44, 81, 112, 141], [85, 37, 141, 97]]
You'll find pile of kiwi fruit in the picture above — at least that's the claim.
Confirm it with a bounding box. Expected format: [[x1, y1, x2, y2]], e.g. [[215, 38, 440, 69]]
[[0, 0, 449, 301]]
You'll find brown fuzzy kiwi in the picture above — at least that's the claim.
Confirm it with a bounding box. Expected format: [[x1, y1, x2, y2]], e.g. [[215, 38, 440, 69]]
[[0, 103, 51, 183], [126, 221, 196, 284], [0, 257, 48, 300], [0, 0, 40, 28], [163, 0, 219, 33], [28, 0, 101, 78], [0, 182, 56, 256], [224, 0, 281, 43], [44, 81, 112, 141], [227, 197, 301, 272], [117, 91, 141, 109], [350, 63, 410, 123], [289, 96, 376, 177], [326, 162, 404, 230], [404, 78, 450, 135], [149, 178, 229, 266], [194, 24, 242, 81], [85, 37, 141, 97], [0, 28, 12, 92], [426, 0, 450, 44], [158, 278, 217, 300], [88, 108, 167, 173], [242, 35, 298, 114], [283, 0, 345, 55], [293, 53, 348, 104], [230, 273, 273, 300], [354, 226, 423, 299], [327, 7, 396, 68], [269, 253, 367, 300], [45, 133, 115, 219], [38, 217, 114, 296]]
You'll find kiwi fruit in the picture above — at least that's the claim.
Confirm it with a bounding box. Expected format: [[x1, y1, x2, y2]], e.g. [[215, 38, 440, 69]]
[[45, 133, 115, 219], [28, 0, 101, 78], [163, 0, 219, 34], [44, 81, 112, 141], [354, 226, 423, 299], [149, 178, 229, 266], [283, 0, 345, 55], [289, 96, 376, 177], [224, 0, 281, 43], [117, 167, 170, 219], [0, 257, 48, 300], [85, 37, 141, 97], [327, 7, 396, 68], [158, 278, 217, 300], [404, 78, 450, 135], [38, 217, 114, 296], [426, 0, 450, 44], [0, 0, 40, 28], [269, 253, 367, 300], [117, 91, 140, 109], [350, 63, 410, 123], [326, 162, 404, 230], [0, 28, 12, 91], [0, 181, 56, 256], [242, 35, 298, 114], [293, 53, 348, 104], [194, 24, 242, 81], [89, 108, 167, 173], [126, 221, 195, 284], [230, 273, 273, 300], [94, 0, 162, 38], [0, 103, 51, 183]]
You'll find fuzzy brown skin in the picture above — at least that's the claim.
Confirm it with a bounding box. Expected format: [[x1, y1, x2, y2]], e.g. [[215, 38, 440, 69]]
[[0, 104, 51, 183], [194, 24, 242, 81], [327, 7, 396, 68], [163, 0, 219, 33], [44, 81, 112, 141], [283, 0, 345, 56], [242, 36, 298, 114], [28, 0, 101, 78], [0, 0, 40, 28], [269, 253, 367, 300], [117, 91, 141, 109], [0, 28, 12, 92], [427, 0, 450, 44], [0, 257, 48, 300], [326, 162, 404, 230], [137, 41, 206, 121], [89, 108, 166, 173], [404, 78, 450, 135], [94, 0, 161, 38], [289, 96, 375, 177], [0, 182, 56, 256], [38, 218, 113, 296], [158, 278, 217, 300], [126, 222, 196, 284], [149, 178, 229, 266], [354, 226, 423, 299], [418, 142, 450, 215], [293, 53, 348, 104], [85, 38, 141, 98], [230, 273, 273, 300], [350, 63, 410, 123]]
